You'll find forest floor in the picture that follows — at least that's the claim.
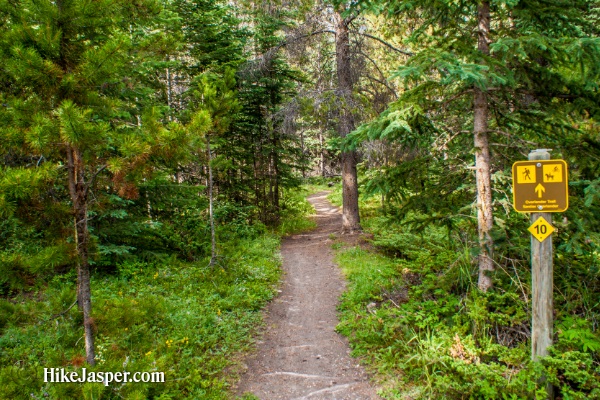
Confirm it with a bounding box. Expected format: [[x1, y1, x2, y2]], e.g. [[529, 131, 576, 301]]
[[236, 191, 381, 399]]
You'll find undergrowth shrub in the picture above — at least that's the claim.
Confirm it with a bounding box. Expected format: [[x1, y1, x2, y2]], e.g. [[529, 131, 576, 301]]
[[0, 235, 281, 400], [335, 205, 600, 399], [0, 174, 325, 399], [276, 187, 317, 236]]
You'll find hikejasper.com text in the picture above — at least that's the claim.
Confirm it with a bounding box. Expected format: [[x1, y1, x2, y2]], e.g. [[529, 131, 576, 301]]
[[44, 368, 165, 387]]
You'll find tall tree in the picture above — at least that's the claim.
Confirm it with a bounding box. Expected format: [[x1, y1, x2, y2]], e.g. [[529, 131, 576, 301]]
[[349, 0, 600, 291], [278, 2, 403, 232], [234, 3, 305, 224], [334, 7, 362, 233], [189, 70, 239, 266], [473, 1, 493, 291], [0, 0, 171, 364]]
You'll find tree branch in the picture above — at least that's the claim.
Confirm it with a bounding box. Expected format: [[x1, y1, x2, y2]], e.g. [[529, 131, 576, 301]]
[[84, 164, 107, 195], [364, 74, 398, 99], [350, 49, 398, 99], [277, 29, 336, 52], [48, 298, 78, 321], [353, 32, 413, 56]]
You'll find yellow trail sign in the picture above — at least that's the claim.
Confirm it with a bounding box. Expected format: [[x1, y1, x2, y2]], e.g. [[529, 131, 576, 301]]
[[528, 216, 555, 242], [512, 159, 568, 213]]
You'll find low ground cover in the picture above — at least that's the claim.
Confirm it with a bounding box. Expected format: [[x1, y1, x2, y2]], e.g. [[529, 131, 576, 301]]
[[330, 184, 600, 399], [0, 188, 315, 400]]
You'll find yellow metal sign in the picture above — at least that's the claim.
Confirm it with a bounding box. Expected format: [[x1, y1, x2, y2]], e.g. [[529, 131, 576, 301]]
[[512, 159, 568, 212], [528, 216, 555, 242]]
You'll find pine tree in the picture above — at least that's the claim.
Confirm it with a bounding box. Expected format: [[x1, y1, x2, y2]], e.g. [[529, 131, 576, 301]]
[[0, 0, 175, 364], [188, 70, 239, 266]]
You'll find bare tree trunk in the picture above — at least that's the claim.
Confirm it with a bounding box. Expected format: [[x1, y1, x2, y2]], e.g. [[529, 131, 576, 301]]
[[300, 130, 306, 179], [334, 9, 361, 233], [272, 146, 280, 223], [145, 185, 152, 219], [207, 136, 217, 266], [474, 1, 494, 292], [67, 146, 96, 366], [166, 57, 174, 120], [319, 131, 325, 177]]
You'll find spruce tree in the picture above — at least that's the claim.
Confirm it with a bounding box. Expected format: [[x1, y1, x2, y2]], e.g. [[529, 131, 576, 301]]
[[234, 5, 305, 224], [350, 0, 600, 291]]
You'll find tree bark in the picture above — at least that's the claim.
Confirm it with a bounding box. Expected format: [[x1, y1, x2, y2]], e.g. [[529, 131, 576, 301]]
[[474, 1, 494, 292], [334, 9, 361, 233], [319, 131, 325, 177], [271, 133, 280, 222], [67, 146, 96, 365], [207, 136, 217, 266]]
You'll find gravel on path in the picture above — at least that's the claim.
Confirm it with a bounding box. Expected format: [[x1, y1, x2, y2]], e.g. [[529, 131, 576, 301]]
[[235, 192, 381, 400]]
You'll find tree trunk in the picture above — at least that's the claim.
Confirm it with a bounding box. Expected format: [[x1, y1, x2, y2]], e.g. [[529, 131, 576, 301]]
[[207, 136, 217, 266], [334, 9, 361, 233], [271, 159, 280, 222], [271, 131, 280, 223], [166, 62, 173, 120], [67, 146, 96, 366], [474, 1, 494, 292], [57, 0, 95, 365], [319, 131, 325, 177], [300, 130, 306, 179]]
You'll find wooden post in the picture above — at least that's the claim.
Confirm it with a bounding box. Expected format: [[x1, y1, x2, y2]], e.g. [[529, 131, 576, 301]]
[[529, 149, 554, 399]]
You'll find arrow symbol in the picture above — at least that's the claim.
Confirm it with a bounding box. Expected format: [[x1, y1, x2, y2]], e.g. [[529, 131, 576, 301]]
[[535, 183, 545, 198]]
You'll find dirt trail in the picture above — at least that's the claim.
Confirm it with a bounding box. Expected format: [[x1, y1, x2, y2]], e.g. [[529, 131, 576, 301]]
[[236, 192, 380, 399]]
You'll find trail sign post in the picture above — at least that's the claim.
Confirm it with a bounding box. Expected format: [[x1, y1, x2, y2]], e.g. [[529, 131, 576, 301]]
[[528, 216, 555, 243], [512, 159, 568, 212], [512, 149, 569, 400]]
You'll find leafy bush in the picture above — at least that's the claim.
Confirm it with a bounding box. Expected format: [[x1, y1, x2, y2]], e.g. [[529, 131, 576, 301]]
[[0, 235, 281, 399], [335, 211, 600, 399], [276, 187, 317, 236]]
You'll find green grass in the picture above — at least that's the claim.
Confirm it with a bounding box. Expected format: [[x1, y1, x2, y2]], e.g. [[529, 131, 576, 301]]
[[0, 187, 323, 400], [335, 246, 410, 398], [334, 213, 600, 399], [0, 235, 282, 399]]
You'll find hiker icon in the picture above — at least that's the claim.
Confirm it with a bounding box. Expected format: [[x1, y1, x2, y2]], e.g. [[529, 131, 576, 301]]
[[523, 168, 532, 181]]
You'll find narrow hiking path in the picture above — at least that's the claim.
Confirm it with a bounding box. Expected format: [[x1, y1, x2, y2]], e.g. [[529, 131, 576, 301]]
[[236, 192, 380, 400]]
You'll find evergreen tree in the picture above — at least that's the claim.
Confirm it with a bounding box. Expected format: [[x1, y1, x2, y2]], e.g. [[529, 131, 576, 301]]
[[0, 0, 178, 364], [188, 70, 239, 266], [350, 0, 600, 291], [234, 4, 305, 224]]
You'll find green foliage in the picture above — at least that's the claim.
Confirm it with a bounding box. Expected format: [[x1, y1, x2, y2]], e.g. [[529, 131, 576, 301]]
[[557, 316, 600, 353], [0, 233, 282, 399], [543, 348, 600, 399], [334, 2, 600, 395], [276, 187, 317, 236], [345, 0, 600, 259], [336, 208, 600, 399], [92, 178, 213, 265]]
